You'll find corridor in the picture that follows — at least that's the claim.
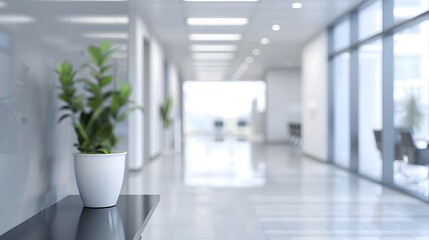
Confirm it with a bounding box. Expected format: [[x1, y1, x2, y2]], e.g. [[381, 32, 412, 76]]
[[130, 138, 429, 240]]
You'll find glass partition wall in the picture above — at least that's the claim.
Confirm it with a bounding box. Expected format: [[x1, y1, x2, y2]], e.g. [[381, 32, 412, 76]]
[[329, 0, 429, 200]]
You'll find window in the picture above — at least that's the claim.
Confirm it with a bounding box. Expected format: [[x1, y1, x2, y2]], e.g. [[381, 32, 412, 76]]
[[333, 19, 351, 52], [393, 20, 429, 197], [333, 53, 351, 169], [330, 0, 429, 201], [359, 0, 382, 40], [358, 39, 383, 180], [394, 0, 429, 22]]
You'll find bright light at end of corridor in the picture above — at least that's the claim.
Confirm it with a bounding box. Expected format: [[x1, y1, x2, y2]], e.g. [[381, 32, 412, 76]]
[[292, 2, 303, 9]]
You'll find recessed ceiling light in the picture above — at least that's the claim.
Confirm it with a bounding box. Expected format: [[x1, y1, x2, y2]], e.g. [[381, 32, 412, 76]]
[[260, 37, 270, 45], [292, 2, 303, 9], [185, 0, 258, 2], [186, 18, 249, 26], [252, 48, 261, 56], [193, 53, 235, 60], [245, 56, 254, 64], [84, 32, 128, 39], [65, 16, 128, 24], [189, 34, 242, 41], [272, 24, 281, 31], [0, 15, 34, 24], [240, 63, 249, 70], [191, 45, 237, 52]]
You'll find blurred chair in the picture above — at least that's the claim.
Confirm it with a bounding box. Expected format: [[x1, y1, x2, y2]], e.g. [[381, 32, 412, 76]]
[[373, 130, 383, 156], [237, 119, 247, 141], [400, 131, 429, 165], [289, 123, 301, 147], [373, 129, 409, 161]]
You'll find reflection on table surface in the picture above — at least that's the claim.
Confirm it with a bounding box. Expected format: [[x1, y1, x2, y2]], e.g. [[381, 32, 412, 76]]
[[0, 195, 160, 240]]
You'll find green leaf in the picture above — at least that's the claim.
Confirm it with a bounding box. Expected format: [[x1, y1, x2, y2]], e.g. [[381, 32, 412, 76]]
[[64, 86, 76, 96], [119, 82, 132, 99], [58, 93, 68, 103], [86, 107, 104, 132], [71, 95, 85, 111], [99, 76, 113, 88], [88, 46, 101, 66], [59, 61, 72, 75], [100, 65, 113, 75], [100, 49, 115, 66], [75, 121, 89, 141], [100, 41, 111, 53]]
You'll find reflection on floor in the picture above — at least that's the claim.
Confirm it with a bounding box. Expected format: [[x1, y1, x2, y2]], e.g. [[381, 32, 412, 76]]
[[184, 137, 265, 187], [394, 160, 429, 197], [128, 137, 429, 240]]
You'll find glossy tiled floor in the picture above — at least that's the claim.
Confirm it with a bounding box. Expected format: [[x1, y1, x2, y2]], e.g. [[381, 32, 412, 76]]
[[129, 137, 429, 240]]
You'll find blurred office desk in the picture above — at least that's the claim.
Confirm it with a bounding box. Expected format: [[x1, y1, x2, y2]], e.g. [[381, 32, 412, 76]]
[[0, 195, 160, 240]]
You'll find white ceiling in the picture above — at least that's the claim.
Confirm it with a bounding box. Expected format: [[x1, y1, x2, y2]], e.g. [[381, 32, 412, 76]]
[[135, 0, 365, 81], [2, 0, 365, 81]]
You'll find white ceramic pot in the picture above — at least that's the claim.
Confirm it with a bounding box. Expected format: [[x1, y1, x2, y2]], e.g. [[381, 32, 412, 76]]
[[73, 152, 126, 208], [77, 207, 125, 240]]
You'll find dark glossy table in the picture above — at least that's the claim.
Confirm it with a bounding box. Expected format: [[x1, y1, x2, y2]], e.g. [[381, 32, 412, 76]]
[[0, 195, 160, 240]]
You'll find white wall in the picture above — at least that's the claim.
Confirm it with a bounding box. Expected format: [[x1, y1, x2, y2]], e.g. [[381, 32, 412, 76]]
[[127, 14, 147, 170], [251, 99, 265, 140], [149, 39, 165, 158], [301, 32, 329, 161], [167, 64, 180, 151], [265, 70, 301, 143]]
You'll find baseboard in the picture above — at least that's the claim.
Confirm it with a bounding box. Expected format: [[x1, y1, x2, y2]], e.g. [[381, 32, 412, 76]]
[[149, 152, 162, 161], [302, 152, 328, 163]]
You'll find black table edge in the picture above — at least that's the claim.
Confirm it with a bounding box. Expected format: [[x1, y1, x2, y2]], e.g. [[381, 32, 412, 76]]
[[0, 194, 160, 240]]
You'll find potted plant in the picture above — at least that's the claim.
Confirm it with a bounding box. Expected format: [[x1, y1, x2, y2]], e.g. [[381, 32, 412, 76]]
[[160, 97, 172, 151], [398, 88, 423, 131], [57, 41, 141, 208]]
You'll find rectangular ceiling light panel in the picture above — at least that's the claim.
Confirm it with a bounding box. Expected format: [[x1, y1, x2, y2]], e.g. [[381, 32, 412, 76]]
[[84, 32, 128, 39], [186, 18, 248, 26], [189, 34, 242, 41], [185, 0, 258, 2], [66, 16, 129, 24], [194, 62, 231, 66], [0, 15, 34, 23], [193, 53, 234, 60], [191, 45, 237, 52]]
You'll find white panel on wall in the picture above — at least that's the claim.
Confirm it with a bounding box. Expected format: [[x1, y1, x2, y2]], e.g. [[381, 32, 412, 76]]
[[301, 32, 329, 161], [167, 64, 180, 151], [149, 39, 164, 158], [265, 70, 302, 143], [128, 14, 146, 170]]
